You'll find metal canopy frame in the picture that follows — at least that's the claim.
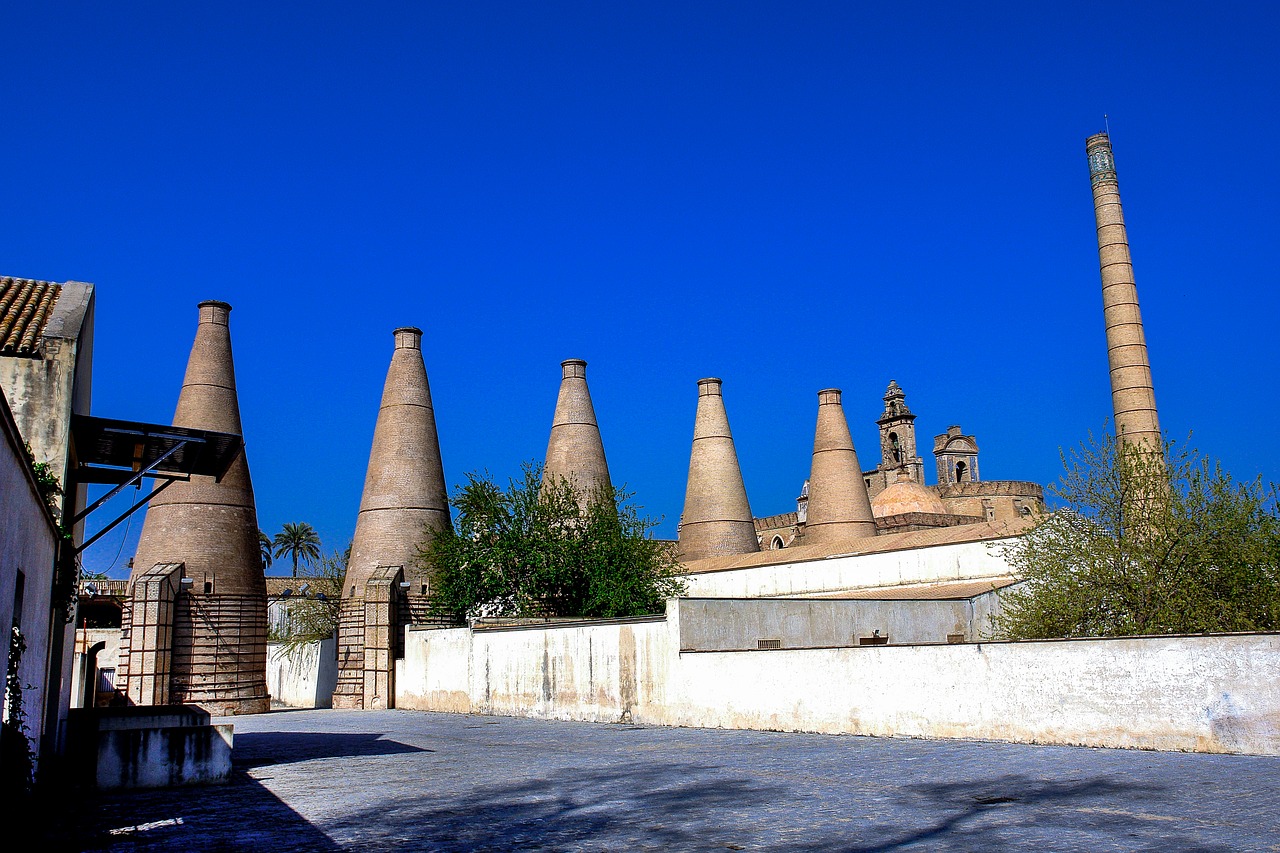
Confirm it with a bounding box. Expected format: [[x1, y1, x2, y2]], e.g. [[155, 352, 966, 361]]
[[68, 415, 244, 557]]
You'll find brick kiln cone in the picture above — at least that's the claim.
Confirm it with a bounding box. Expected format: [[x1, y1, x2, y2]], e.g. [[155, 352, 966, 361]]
[[344, 327, 451, 594], [126, 300, 267, 714], [678, 378, 760, 561], [542, 358, 612, 504], [805, 388, 877, 544], [132, 301, 262, 596], [1087, 132, 1161, 452]]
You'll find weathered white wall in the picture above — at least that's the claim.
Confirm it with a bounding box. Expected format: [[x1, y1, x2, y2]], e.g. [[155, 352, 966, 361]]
[[677, 597, 989, 650], [398, 617, 671, 722], [0, 390, 61, 761], [396, 600, 1280, 755], [95, 724, 233, 789], [266, 636, 337, 708], [681, 538, 1017, 598]]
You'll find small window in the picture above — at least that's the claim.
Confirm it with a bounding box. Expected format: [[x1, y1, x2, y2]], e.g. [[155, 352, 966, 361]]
[[955, 460, 967, 482], [771, 536, 785, 550]]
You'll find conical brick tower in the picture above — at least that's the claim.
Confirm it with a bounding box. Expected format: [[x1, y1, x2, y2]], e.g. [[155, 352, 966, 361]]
[[335, 326, 451, 710], [804, 388, 877, 544], [678, 378, 760, 561], [124, 300, 268, 714], [344, 327, 451, 593], [1087, 132, 1161, 452], [543, 358, 612, 504]]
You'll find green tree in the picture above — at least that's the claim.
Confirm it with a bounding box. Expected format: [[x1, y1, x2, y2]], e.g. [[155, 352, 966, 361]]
[[271, 547, 345, 653], [258, 530, 274, 571], [992, 431, 1280, 639], [420, 463, 686, 622], [273, 522, 322, 578]]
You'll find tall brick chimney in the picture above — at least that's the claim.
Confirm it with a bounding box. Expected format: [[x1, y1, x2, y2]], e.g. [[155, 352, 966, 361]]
[[804, 388, 877, 544], [344, 326, 452, 594], [542, 358, 612, 504], [1087, 132, 1162, 452], [678, 378, 760, 561], [334, 326, 451, 710], [125, 300, 268, 714]]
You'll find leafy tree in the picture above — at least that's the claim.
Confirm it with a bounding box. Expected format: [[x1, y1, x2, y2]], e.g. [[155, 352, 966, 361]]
[[258, 530, 274, 571], [992, 431, 1280, 639], [270, 547, 345, 654], [420, 463, 686, 622], [273, 522, 322, 578]]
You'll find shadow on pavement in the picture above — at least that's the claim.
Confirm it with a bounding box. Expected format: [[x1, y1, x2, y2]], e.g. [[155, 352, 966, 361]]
[[826, 774, 1229, 853], [325, 760, 784, 850], [53, 770, 343, 852], [54, 731, 426, 851], [234, 731, 431, 768]]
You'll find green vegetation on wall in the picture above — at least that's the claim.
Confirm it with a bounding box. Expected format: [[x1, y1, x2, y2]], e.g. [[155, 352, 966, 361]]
[[993, 431, 1280, 639]]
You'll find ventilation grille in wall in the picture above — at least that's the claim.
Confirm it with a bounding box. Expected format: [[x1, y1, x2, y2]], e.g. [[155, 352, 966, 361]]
[[757, 638, 782, 650]]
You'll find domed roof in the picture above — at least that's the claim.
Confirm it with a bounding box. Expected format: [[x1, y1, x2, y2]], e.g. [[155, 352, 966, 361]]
[[871, 470, 947, 518]]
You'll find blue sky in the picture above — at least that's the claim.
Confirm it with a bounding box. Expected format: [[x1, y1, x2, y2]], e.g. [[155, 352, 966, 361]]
[[5, 2, 1277, 576]]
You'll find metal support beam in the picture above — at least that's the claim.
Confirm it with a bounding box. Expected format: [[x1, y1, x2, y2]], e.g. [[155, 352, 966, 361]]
[[72, 478, 176, 556], [72, 438, 193, 525]]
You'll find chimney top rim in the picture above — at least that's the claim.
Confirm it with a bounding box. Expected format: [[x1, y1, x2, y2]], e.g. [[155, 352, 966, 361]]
[[198, 300, 232, 312], [393, 326, 423, 337]]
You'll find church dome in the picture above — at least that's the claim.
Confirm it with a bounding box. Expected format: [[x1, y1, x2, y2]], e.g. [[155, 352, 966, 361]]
[[871, 470, 947, 518]]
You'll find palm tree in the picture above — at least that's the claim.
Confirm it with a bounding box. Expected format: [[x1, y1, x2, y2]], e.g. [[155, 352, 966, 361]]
[[258, 530, 274, 571], [273, 522, 322, 578]]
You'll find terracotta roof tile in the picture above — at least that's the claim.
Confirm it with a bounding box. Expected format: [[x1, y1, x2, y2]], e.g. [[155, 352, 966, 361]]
[[0, 277, 62, 357], [776, 577, 1019, 600], [679, 516, 1036, 575]]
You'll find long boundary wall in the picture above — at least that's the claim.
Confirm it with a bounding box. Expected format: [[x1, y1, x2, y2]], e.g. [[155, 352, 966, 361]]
[[396, 600, 1280, 755]]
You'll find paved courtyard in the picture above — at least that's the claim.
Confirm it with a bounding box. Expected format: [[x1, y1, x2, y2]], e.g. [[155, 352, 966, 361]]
[[63, 709, 1280, 851]]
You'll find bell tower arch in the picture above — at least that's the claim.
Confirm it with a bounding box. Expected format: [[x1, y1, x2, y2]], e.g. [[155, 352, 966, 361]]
[[877, 380, 925, 485]]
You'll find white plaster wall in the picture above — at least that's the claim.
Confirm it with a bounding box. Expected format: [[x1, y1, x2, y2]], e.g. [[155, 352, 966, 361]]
[[0, 397, 60, 758], [677, 597, 979, 649], [681, 538, 1018, 598], [398, 618, 670, 722], [397, 627, 474, 713], [266, 636, 337, 708], [395, 600, 1280, 755], [662, 633, 1280, 754]]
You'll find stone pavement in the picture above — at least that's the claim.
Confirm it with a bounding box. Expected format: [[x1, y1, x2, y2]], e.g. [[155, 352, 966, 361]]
[[61, 709, 1280, 851]]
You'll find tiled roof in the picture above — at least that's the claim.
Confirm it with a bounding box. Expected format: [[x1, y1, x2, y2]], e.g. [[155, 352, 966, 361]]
[[0, 277, 62, 357], [776, 577, 1019, 601], [264, 575, 343, 598], [679, 516, 1037, 575]]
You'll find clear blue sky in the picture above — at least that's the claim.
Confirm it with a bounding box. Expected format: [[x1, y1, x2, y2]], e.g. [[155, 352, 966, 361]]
[[6, 2, 1276, 577]]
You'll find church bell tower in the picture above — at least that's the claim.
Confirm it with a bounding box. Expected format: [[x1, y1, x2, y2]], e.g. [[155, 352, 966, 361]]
[[877, 380, 925, 485]]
